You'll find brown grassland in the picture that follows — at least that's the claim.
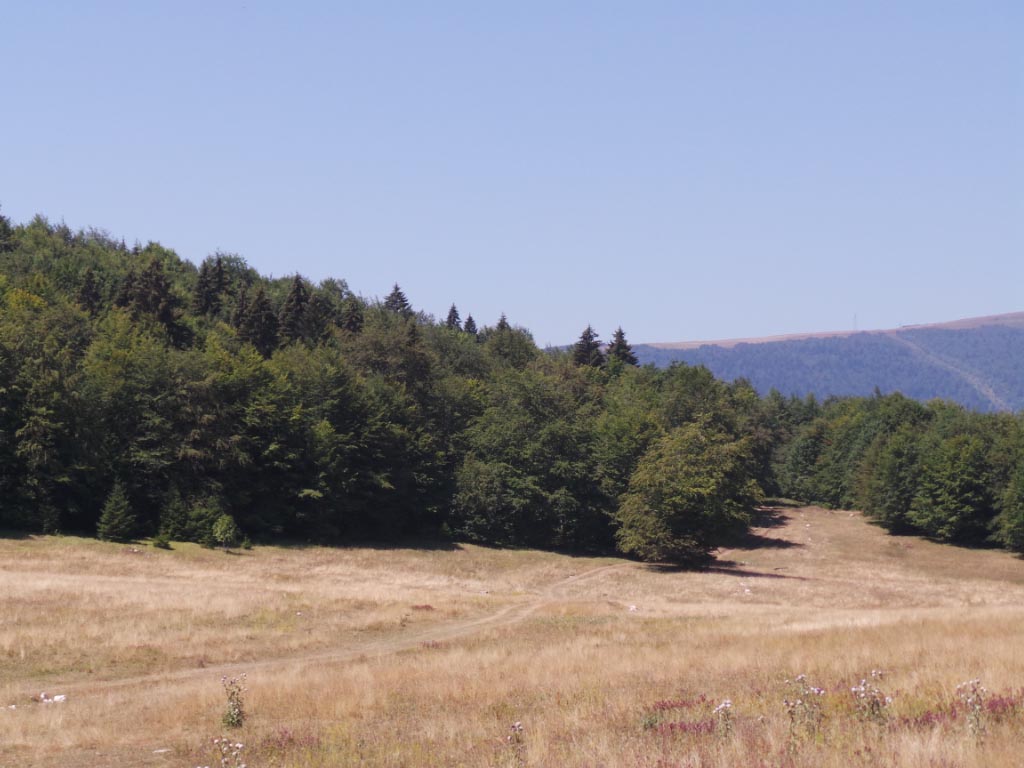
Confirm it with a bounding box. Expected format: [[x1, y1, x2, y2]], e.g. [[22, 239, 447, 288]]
[[4, 506, 1024, 767]]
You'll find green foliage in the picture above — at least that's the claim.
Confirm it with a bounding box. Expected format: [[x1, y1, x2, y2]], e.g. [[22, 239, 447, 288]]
[[236, 286, 278, 356], [278, 275, 311, 344], [606, 326, 638, 367], [993, 466, 1024, 552], [910, 433, 994, 543], [96, 480, 136, 542], [212, 514, 241, 549], [15, 209, 1024, 564], [572, 325, 605, 368], [445, 303, 461, 330], [383, 283, 413, 318], [615, 422, 759, 564]]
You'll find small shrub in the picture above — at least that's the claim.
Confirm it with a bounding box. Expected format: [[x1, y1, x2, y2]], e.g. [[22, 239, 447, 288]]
[[152, 532, 172, 550], [212, 515, 241, 551], [221, 674, 247, 729]]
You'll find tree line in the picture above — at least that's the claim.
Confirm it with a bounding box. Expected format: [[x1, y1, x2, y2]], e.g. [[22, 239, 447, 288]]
[[2, 211, 1023, 560]]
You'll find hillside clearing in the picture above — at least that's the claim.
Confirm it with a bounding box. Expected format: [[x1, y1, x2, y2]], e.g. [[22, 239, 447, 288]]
[[4, 507, 1024, 767]]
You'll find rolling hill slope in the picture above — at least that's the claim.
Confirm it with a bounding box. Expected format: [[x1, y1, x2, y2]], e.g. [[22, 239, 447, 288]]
[[635, 313, 1024, 412]]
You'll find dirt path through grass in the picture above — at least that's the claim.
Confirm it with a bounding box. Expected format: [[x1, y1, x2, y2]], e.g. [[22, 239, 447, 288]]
[[57, 562, 635, 699]]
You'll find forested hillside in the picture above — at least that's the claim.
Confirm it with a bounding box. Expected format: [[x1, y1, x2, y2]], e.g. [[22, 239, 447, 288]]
[[635, 324, 1024, 412], [3, 211, 1024, 561], [0, 213, 792, 563]]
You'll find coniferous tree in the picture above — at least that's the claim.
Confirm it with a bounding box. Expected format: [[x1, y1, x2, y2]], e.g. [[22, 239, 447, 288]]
[[463, 314, 478, 336], [445, 304, 461, 330], [232, 285, 249, 329], [341, 297, 364, 333], [238, 287, 279, 356], [212, 255, 227, 297], [0, 207, 14, 253], [192, 261, 215, 315], [96, 480, 137, 542], [305, 293, 336, 342], [193, 256, 227, 317], [384, 283, 413, 318], [77, 267, 101, 315], [278, 275, 310, 344], [572, 325, 605, 368], [496, 313, 510, 331], [606, 326, 638, 366]]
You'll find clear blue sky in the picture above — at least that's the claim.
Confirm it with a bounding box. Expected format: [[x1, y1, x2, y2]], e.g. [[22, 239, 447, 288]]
[[3, 2, 1021, 347]]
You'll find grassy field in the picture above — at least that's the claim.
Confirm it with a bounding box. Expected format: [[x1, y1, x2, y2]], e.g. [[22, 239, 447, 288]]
[[4, 507, 1024, 767]]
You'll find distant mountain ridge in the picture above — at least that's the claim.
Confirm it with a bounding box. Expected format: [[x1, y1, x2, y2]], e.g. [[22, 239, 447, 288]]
[[634, 312, 1024, 412]]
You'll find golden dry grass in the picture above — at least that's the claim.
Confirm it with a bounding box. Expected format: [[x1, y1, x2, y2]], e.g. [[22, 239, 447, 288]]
[[4, 507, 1024, 767]]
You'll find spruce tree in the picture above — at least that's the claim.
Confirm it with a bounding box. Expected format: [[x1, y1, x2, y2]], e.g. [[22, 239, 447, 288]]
[[192, 261, 215, 315], [96, 480, 137, 542], [278, 275, 311, 344], [445, 303, 461, 330], [238, 287, 279, 356], [77, 267, 101, 315], [212, 255, 227, 296], [341, 297, 364, 333], [572, 325, 605, 367], [606, 326, 638, 366], [496, 313, 510, 332], [0, 207, 13, 253], [193, 256, 226, 316], [305, 293, 336, 342], [463, 314, 478, 336], [384, 283, 413, 318], [232, 285, 249, 329]]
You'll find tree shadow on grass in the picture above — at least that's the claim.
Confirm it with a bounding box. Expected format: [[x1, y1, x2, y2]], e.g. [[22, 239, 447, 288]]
[[643, 560, 807, 580], [0, 528, 37, 540], [717, 506, 803, 551]]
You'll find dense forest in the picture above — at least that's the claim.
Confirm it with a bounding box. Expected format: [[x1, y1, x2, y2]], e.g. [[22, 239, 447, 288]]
[[635, 324, 1024, 413], [2, 211, 1024, 561]]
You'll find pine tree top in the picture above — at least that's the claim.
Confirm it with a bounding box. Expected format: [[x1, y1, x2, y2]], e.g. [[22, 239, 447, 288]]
[[607, 326, 639, 366], [572, 325, 606, 368], [384, 283, 413, 317]]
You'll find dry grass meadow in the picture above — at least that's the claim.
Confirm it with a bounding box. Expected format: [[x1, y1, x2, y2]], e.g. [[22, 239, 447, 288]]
[[4, 506, 1024, 767]]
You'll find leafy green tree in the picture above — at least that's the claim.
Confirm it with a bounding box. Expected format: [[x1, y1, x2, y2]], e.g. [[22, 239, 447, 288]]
[[445, 303, 461, 330], [572, 325, 605, 368], [454, 365, 611, 549], [606, 326, 638, 366], [993, 464, 1024, 552], [615, 422, 759, 564], [910, 433, 993, 543], [212, 513, 241, 550], [482, 319, 538, 369], [0, 207, 14, 253], [859, 425, 923, 532], [463, 314, 478, 336], [96, 480, 136, 541]]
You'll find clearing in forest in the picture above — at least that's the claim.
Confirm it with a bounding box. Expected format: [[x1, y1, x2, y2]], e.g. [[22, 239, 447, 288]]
[[4, 506, 1024, 767]]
